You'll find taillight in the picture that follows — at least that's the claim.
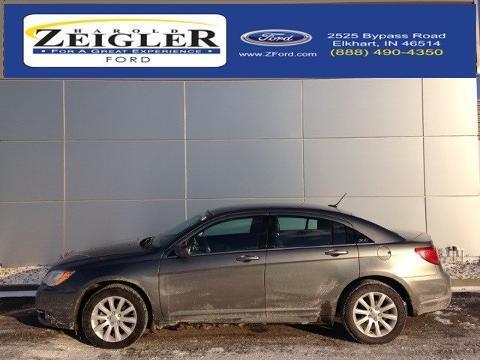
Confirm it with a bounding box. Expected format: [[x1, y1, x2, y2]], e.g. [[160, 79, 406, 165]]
[[415, 246, 440, 265]]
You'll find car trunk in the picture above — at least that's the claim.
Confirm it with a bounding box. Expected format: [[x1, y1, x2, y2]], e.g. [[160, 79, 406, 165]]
[[393, 230, 433, 244]]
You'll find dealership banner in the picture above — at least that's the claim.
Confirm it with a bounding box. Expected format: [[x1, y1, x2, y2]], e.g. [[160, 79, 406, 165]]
[[2, 3, 477, 78]]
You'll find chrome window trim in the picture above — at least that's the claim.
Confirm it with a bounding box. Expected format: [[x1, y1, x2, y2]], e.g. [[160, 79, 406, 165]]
[[266, 243, 356, 252], [165, 247, 266, 259]]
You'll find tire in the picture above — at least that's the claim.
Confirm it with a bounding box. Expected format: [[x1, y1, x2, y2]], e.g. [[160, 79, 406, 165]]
[[342, 281, 407, 344], [81, 284, 148, 349]]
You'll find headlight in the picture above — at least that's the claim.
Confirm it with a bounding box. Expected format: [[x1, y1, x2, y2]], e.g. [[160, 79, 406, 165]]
[[42, 270, 75, 286]]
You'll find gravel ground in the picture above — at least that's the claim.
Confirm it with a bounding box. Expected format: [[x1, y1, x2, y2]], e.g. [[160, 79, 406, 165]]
[[0, 293, 479, 359]]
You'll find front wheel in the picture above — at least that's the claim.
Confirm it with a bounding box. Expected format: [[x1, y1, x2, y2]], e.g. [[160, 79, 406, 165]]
[[81, 284, 148, 348], [342, 282, 407, 344]]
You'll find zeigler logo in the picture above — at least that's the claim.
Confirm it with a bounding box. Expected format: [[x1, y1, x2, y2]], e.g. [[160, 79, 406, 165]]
[[23, 14, 227, 67], [240, 29, 312, 46]]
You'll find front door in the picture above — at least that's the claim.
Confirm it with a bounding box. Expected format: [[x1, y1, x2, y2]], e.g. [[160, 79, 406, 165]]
[[159, 215, 267, 323], [265, 214, 359, 323]]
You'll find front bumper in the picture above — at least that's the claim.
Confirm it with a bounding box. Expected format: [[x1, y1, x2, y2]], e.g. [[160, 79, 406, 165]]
[[405, 268, 452, 316], [35, 284, 78, 330]]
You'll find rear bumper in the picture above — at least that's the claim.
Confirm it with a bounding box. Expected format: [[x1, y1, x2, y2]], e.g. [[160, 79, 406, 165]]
[[414, 292, 451, 315], [404, 268, 451, 316]]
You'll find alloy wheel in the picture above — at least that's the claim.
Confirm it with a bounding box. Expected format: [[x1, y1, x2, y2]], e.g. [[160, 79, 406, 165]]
[[90, 296, 137, 342], [352, 291, 398, 338]]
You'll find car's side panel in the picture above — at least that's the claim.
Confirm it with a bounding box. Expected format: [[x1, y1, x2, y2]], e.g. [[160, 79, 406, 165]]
[[358, 242, 437, 278], [265, 244, 359, 323], [358, 242, 451, 314], [159, 250, 267, 324], [36, 254, 163, 330], [75, 257, 163, 322]]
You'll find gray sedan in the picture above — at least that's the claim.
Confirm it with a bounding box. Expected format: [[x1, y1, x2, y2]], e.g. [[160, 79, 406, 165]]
[[36, 204, 451, 348]]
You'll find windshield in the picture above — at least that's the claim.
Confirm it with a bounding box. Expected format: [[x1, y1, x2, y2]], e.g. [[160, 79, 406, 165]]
[[152, 212, 209, 248]]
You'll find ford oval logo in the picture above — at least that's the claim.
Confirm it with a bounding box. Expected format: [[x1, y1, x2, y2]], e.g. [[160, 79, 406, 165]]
[[241, 29, 312, 46]]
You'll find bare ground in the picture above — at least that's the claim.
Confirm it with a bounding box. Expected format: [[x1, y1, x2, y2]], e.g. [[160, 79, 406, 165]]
[[0, 293, 479, 360]]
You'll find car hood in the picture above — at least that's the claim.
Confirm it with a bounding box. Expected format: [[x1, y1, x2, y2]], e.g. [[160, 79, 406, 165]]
[[54, 241, 151, 267]]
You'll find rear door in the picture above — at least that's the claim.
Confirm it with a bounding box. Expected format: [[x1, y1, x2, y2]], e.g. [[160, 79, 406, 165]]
[[265, 213, 359, 323]]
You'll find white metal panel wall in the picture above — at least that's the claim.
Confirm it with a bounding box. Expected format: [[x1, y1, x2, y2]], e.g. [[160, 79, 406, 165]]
[[305, 79, 479, 255], [423, 79, 479, 256], [0, 78, 478, 265]]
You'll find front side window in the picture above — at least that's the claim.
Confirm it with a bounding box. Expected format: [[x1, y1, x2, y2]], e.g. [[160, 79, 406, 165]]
[[202, 218, 252, 236], [188, 216, 265, 255], [153, 212, 209, 248]]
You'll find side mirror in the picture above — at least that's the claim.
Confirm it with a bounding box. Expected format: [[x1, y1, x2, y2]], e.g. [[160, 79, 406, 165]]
[[174, 241, 191, 258]]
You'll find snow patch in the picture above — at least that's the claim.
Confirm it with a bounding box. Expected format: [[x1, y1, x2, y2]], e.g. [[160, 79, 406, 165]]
[[434, 316, 452, 325], [172, 350, 189, 356], [0, 266, 49, 285], [442, 260, 480, 280], [451, 286, 480, 293], [460, 322, 477, 329]]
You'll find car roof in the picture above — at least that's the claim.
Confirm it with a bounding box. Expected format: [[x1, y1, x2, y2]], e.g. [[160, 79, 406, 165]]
[[207, 203, 350, 217]]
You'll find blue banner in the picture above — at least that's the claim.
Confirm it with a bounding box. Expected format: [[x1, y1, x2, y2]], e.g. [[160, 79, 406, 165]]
[[3, 3, 477, 78]]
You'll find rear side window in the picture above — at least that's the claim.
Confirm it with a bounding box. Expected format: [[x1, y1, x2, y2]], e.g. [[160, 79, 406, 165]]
[[333, 222, 348, 245], [346, 227, 373, 244], [272, 216, 332, 248], [271, 216, 371, 248]]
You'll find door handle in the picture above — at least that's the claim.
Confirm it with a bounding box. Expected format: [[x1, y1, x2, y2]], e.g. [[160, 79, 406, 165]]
[[325, 249, 349, 257], [236, 255, 260, 262]]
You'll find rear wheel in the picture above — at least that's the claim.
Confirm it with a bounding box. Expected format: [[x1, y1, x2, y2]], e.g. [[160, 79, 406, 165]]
[[342, 282, 407, 344], [81, 284, 148, 348]]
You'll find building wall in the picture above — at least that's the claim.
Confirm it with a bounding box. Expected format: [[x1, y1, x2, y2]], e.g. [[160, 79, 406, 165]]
[[0, 79, 478, 266]]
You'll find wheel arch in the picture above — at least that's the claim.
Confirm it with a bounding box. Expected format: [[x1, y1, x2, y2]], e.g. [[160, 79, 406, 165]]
[[74, 279, 154, 332], [336, 276, 414, 316]]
